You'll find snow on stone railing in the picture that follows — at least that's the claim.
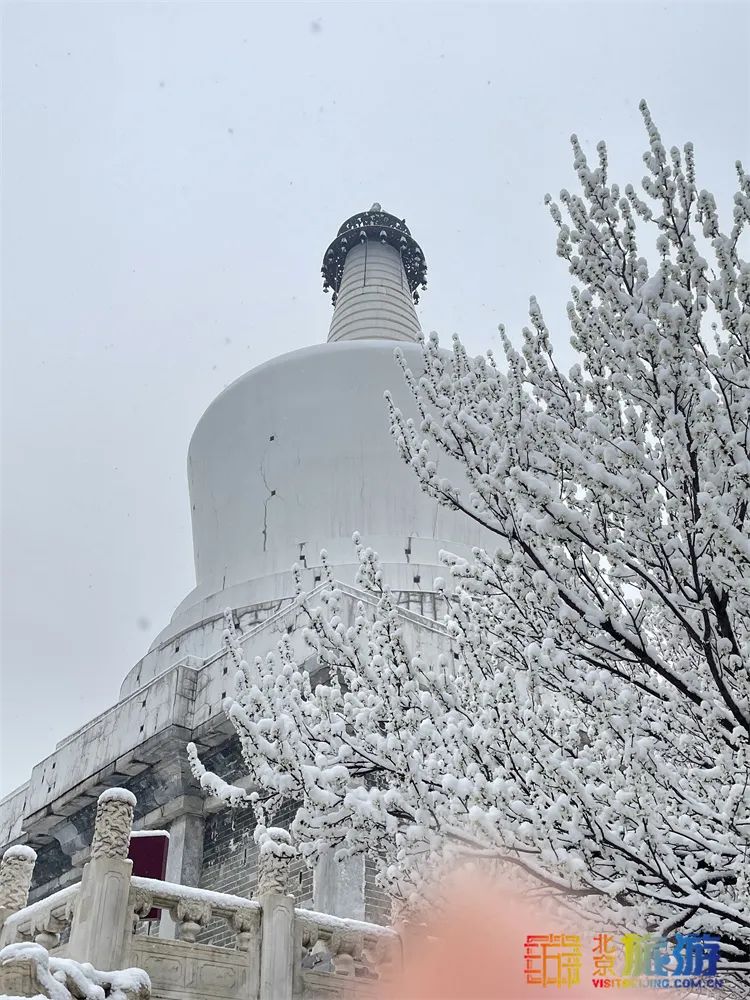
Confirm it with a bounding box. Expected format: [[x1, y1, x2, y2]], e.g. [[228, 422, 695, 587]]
[[0, 882, 80, 950], [0, 941, 150, 1000], [200, 594, 300, 669], [0, 843, 81, 952], [200, 579, 448, 676], [295, 907, 400, 982], [333, 580, 449, 638], [129, 877, 261, 947]]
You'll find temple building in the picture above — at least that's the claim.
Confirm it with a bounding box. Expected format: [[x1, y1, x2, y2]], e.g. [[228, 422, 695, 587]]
[[0, 206, 488, 934]]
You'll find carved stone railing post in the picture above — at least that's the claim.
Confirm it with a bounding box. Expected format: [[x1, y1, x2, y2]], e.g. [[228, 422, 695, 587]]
[[231, 907, 260, 952], [368, 930, 401, 980], [68, 788, 136, 971], [33, 913, 65, 950], [0, 846, 37, 928], [230, 907, 261, 1000], [329, 928, 363, 976], [256, 829, 296, 1000], [169, 897, 212, 943], [125, 885, 154, 956]]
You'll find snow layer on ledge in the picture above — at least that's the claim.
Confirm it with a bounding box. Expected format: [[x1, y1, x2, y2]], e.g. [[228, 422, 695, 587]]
[[130, 876, 261, 912]]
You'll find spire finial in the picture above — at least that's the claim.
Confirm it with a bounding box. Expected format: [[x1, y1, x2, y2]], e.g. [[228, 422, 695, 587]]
[[322, 205, 426, 343], [321, 205, 427, 307]]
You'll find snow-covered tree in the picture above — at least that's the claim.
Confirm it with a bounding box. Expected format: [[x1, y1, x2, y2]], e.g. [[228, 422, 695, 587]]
[[189, 103, 750, 966]]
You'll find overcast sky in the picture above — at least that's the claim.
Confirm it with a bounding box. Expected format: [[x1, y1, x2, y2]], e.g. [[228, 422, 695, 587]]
[[1, 0, 747, 797]]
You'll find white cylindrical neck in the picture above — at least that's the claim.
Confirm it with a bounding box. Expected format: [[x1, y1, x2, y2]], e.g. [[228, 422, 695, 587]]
[[327, 240, 421, 343]]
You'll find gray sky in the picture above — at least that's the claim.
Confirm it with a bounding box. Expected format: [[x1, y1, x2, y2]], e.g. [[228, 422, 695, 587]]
[[2, 0, 748, 796]]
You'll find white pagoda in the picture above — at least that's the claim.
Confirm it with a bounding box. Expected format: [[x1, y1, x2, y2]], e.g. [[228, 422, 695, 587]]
[[0, 206, 488, 930]]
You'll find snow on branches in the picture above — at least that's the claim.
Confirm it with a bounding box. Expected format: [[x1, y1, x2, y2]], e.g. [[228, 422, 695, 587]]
[[194, 105, 750, 965]]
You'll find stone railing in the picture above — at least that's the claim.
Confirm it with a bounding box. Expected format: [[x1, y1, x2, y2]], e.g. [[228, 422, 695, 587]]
[[129, 877, 261, 947], [0, 844, 79, 951], [296, 908, 400, 995], [0, 843, 80, 952], [0, 789, 400, 1000], [0, 882, 79, 951]]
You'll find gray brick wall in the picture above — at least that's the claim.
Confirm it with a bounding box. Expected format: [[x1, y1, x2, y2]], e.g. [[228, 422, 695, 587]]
[[196, 740, 394, 940], [197, 798, 313, 946], [364, 853, 391, 925]]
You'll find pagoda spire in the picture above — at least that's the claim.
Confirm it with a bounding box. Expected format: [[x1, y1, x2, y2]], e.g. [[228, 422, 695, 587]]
[[321, 204, 427, 343]]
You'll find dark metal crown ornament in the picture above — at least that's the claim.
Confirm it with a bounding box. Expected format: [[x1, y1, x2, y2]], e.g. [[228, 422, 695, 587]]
[[321, 203, 428, 306]]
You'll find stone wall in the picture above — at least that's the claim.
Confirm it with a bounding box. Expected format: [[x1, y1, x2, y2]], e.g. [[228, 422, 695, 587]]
[[27, 840, 72, 903]]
